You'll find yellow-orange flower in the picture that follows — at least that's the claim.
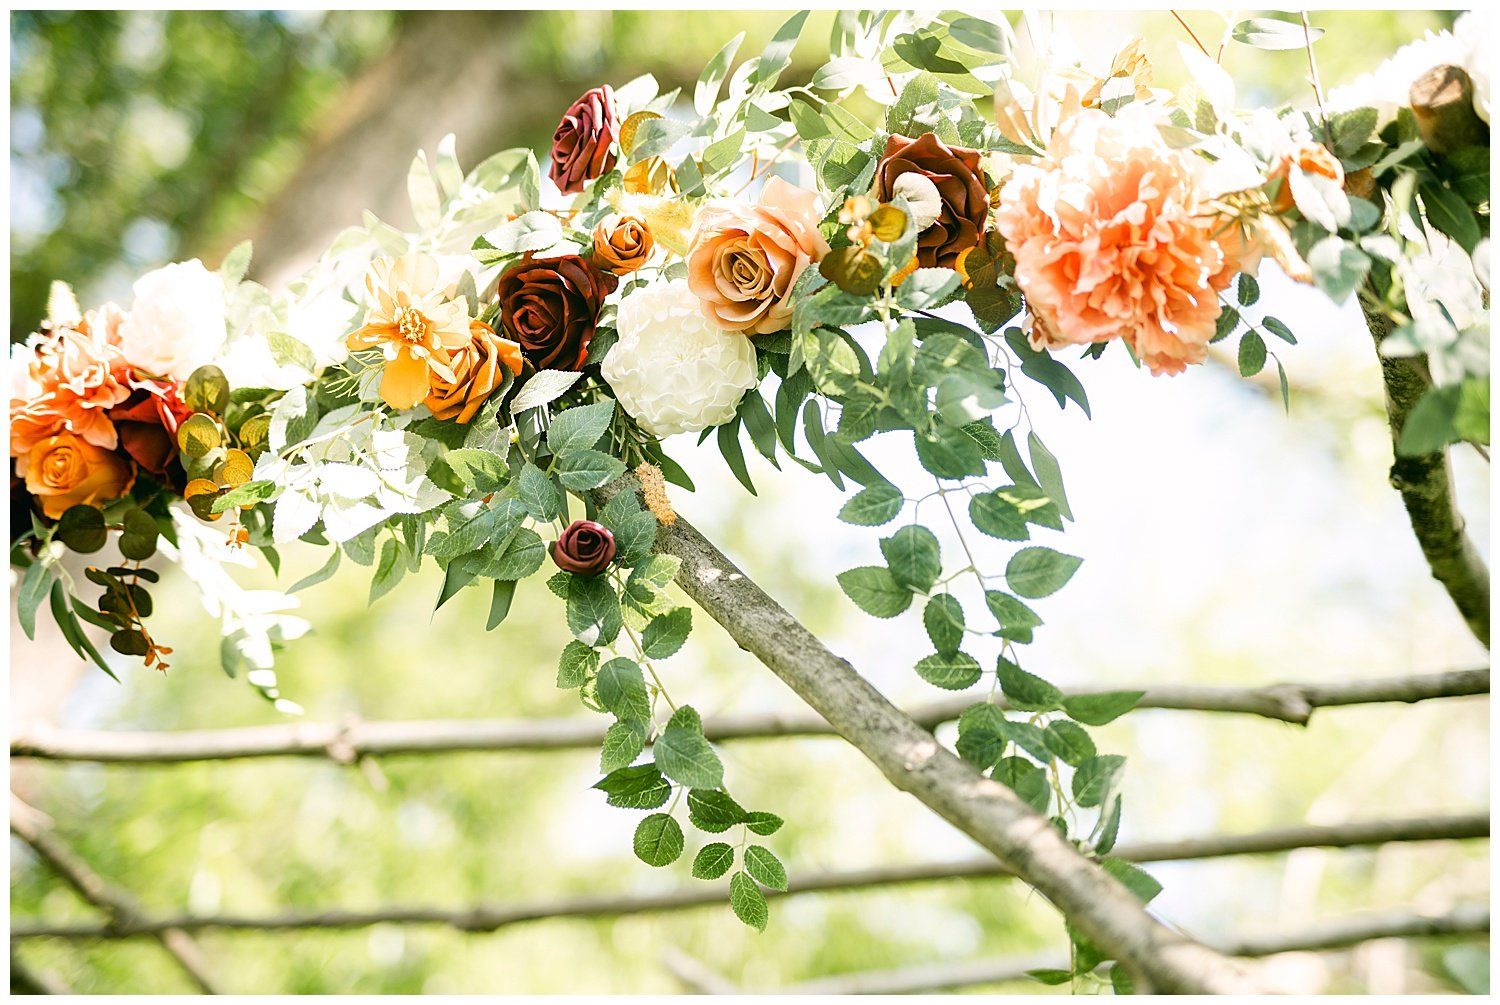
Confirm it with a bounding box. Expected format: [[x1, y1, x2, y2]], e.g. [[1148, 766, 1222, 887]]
[[425, 320, 524, 423], [24, 431, 136, 519], [346, 254, 472, 410], [1266, 141, 1345, 214]]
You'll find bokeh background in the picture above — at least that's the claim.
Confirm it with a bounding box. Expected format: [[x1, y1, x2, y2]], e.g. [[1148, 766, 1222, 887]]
[[9, 9, 1490, 994]]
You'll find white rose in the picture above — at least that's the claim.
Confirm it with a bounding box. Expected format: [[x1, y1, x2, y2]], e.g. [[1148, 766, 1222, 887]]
[[600, 278, 758, 438], [118, 259, 228, 381]]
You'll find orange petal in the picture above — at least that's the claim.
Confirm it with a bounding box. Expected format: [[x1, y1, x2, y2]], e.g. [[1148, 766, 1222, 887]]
[[379, 348, 431, 410]]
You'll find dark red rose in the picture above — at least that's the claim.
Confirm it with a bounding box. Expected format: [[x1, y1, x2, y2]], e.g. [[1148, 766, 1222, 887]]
[[495, 254, 616, 371], [109, 378, 193, 475], [549, 85, 620, 195], [552, 519, 616, 577], [874, 132, 990, 270]]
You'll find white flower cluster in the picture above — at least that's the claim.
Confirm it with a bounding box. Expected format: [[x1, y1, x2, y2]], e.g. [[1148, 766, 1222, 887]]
[[1327, 10, 1490, 127], [600, 278, 758, 437]]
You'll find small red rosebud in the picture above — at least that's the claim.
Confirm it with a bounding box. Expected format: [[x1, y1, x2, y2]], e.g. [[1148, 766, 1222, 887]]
[[551, 519, 616, 577]]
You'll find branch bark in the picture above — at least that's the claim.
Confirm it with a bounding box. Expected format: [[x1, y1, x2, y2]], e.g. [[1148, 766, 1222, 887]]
[[10, 812, 1485, 939], [1363, 305, 1490, 648], [693, 904, 1489, 995], [11, 669, 1488, 764], [9, 796, 222, 994]]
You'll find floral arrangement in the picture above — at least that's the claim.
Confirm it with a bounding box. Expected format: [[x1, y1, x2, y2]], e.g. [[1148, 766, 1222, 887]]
[[10, 9, 1489, 971]]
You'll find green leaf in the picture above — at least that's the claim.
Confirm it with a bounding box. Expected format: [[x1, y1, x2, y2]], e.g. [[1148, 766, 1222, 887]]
[[633, 813, 686, 866], [955, 703, 1008, 770], [1263, 316, 1297, 344], [1005, 547, 1082, 599], [210, 479, 276, 513], [1043, 720, 1096, 766], [923, 594, 965, 655], [1027, 433, 1071, 522], [654, 716, 725, 789], [548, 400, 615, 455], [914, 428, 986, 480], [1026, 969, 1075, 987], [915, 651, 982, 690], [555, 449, 627, 491], [52, 583, 118, 681], [751, 9, 808, 91], [567, 574, 622, 646], [744, 845, 788, 891], [687, 789, 748, 833], [1306, 236, 1370, 304], [838, 482, 904, 526], [729, 871, 770, 931], [1072, 754, 1126, 808], [601, 721, 645, 774], [642, 607, 692, 659], [486, 527, 547, 580], [1236, 272, 1261, 306], [1238, 330, 1267, 377], [969, 491, 1029, 541], [597, 657, 651, 726], [55, 505, 107, 553], [880, 525, 941, 592], [984, 591, 1043, 644], [486, 579, 517, 631], [218, 239, 252, 285], [517, 463, 562, 521], [692, 842, 736, 880], [594, 764, 672, 809], [998, 718, 1051, 762], [744, 811, 784, 836], [1062, 690, 1144, 726], [716, 420, 757, 496], [836, 566, 912, 618], [368, 538, 405, 603], [996, 657, 1063, 712], [557, 640, 599, 689], [16, 561, 56, 641], [1420, 180, 1481, 253], [1231, 17, 1322, 50], [1102, 859, 1162, 904], [1094, 795, 1123, 855], [289, 547, 341, 593], [695, 31, 745, 115], [994, 756, 1050, 811], [1110, 963, 1135, 996]]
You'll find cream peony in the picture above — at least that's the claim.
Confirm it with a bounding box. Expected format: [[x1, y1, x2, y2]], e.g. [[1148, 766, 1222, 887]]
[[1327, 11, 1489, 127], [118, 259, 228, 382], [600, 278, 758, 437]]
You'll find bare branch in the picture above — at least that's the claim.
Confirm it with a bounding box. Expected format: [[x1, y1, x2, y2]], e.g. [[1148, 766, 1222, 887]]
[[1363, 305, 1490, 647], [13, 670, 1485, 765], [734, 903, 1490, 995], [9, 796, 222, 994], [12, 803, 1483, 958]]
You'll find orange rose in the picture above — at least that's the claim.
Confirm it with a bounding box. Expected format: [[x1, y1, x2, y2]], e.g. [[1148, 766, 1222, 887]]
[[425, 320, 523, 423], [591, 214, 655, 275], [1267, 142, 1344, 214], [24, 431, 135, 519]]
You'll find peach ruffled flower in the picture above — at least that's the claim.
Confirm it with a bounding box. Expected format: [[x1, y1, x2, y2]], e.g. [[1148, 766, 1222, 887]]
[[10, 305, 133, 463], [346, 254, 472, 410], [995, 104, 1261, 376], [686, 177, 831, 335]]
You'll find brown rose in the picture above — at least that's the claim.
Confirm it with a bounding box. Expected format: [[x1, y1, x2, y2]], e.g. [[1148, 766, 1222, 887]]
[[551, 519, 616, 577], [549, 85, 620, 195], [495, 254, 617, 372], [425, 320, 525, 423], [109, 377, 193, 475], [24, 432, 135, 519], [685, 177, 830, 335], [1267, 141, 1345, 214], [592, 214, 655, 275], [875, 132, 990, 270]]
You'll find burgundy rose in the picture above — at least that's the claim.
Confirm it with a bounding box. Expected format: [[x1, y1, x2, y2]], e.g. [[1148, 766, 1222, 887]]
[[109, 378, 193, 475], [874, 132, 990, 270], [552, 519, 616, 577], [549, 85, 620, 195], [495, 254, 616, 371]]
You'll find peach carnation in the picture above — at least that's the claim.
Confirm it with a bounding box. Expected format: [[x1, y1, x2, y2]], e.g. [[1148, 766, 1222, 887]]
[[995, 104, 1259, 376], [10, 305, 133, 462], [686, 177, 831, 335]]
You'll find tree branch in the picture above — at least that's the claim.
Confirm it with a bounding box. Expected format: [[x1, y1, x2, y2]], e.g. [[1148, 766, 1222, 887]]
[[1363, 305, 1490, 647], [10, 669, 1488, 764], [9, 796, 222, 994], [9, 812, 1485, 940], [683, 903, 1489, 995]]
